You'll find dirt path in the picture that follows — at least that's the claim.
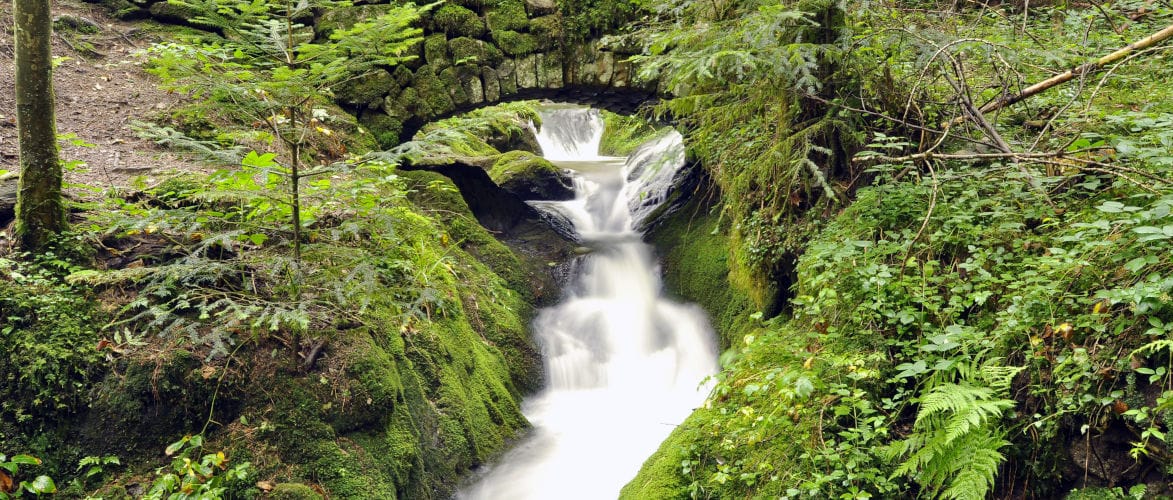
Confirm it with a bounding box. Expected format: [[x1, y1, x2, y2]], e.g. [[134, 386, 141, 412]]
[[0, 0, 210, 192]]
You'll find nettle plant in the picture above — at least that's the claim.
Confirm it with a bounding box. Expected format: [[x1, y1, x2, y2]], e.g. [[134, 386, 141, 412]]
[[144, 0, 428, 272]]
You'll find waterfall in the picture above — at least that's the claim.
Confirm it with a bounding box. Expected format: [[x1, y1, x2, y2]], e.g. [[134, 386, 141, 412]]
[[457, 107, 718, 500]]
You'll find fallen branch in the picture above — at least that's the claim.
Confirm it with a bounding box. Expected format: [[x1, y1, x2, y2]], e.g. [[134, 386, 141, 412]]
[[852, 149, 1170, 192], [944, 23, 1173, 128]]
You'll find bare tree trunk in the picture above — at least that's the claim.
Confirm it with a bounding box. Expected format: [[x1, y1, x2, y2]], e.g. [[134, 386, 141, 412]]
[[13, 0, 65, 252]]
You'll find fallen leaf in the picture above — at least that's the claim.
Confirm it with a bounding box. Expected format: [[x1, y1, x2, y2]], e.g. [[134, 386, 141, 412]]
[[0, 470, 14, 493]]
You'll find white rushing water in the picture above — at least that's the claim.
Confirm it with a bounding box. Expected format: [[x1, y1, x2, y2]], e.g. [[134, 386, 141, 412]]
[[457, 107, 719, 500]]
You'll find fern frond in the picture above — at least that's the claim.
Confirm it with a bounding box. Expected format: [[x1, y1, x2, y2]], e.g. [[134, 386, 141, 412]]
[[979, 362, 1025, 393], [894, 381, 1015, 499]]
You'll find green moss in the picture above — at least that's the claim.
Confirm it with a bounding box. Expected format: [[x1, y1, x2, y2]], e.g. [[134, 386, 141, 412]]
[[358, 112, 404, 149], [485, 0, 529, 31], [269, 483, 323, 500], [423, 33, 451, 69], [481, 41, 505, 66], [334, 68, 397, 108], [489, 150, 557, 183], [599, 111, 661, 156], [529, 15, 563, 49], [439, 67, 470, 107], [492, 30, 538, 56], [392, 65, 414, 88], [413, 65, 456, 118], [647, 188, 753, 347], [448, 37, 483, 66], [396, 87, 423, 118], [431, 4, 485, 37]]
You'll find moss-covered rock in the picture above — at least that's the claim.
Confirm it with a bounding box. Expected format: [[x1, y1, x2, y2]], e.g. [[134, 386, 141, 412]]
[[485, 0, 529, 32], [334, 68, 398, 109], [269, 483, 324, 500], [524, 0, 557, 16], [490, 151, 573, 201], [358, 111, 404, 149], [492, 30, 539, 57], [431, 4, 485, 37], [423, 33, 451, 70], [315, 3, 393, 38], [645, 178, 752, 346], [448, 36, 483, 66], [440, 67, 471, 106], [529, 14, 563, 50], [413, 65, 456, 118]]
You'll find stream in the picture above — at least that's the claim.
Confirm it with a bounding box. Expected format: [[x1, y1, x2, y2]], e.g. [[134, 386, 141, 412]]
[[457, 107, 719, 499]]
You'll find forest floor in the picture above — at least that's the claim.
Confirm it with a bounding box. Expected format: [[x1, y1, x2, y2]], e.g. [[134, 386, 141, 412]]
[[0, 1, 209, 191]]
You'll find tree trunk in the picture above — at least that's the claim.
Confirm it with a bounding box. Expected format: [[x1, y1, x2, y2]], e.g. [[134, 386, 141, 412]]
[[13, 0, 65, 252]]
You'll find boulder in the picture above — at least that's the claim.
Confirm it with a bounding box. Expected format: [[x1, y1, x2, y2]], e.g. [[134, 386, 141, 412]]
[[524, 0, 557, 16], [0, 173, 17, 228], [490, 151, 573, 201]]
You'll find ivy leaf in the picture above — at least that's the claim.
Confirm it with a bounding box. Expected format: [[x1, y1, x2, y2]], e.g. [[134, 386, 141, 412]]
[[29, 475, 56, 494]]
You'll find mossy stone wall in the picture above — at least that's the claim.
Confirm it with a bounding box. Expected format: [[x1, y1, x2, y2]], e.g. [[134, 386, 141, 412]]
[[103, 0, 659, 147]]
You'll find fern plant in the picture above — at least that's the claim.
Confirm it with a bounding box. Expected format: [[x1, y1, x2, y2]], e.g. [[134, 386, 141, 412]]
[[885, 380, 1016, 500]]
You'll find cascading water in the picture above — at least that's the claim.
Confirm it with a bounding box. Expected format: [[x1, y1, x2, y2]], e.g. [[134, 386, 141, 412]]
[[457, 107, 718, 500]]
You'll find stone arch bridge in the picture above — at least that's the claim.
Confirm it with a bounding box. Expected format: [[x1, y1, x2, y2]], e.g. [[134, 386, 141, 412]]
[[319, 0, 660, 145], [99, 0, 661, 145]]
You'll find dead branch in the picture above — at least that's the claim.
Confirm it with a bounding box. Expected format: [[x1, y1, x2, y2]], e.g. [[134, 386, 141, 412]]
[[944, 23, 1173, 128]]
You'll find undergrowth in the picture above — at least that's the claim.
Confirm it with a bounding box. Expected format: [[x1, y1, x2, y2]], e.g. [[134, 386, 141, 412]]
[[626, 0, 1173, 498]]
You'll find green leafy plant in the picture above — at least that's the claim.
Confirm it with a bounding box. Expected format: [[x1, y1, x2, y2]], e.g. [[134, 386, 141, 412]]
[[143, 0, 428, 274], [0, 454, 56, 498], [143, 435, 251, 500], [69, 455, 121, 493]]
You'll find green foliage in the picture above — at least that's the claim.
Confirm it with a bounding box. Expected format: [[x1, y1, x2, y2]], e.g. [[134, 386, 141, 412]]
[[143, 0, 427, 271], [633, 146, 1171, 497], [0, 454, 57, 498], [0, 246, 103, 431], [559, 0, 643, 42], [144, 434, 252, 500], [886, 382, 1014, 500], [630, 0, 862, 310]]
